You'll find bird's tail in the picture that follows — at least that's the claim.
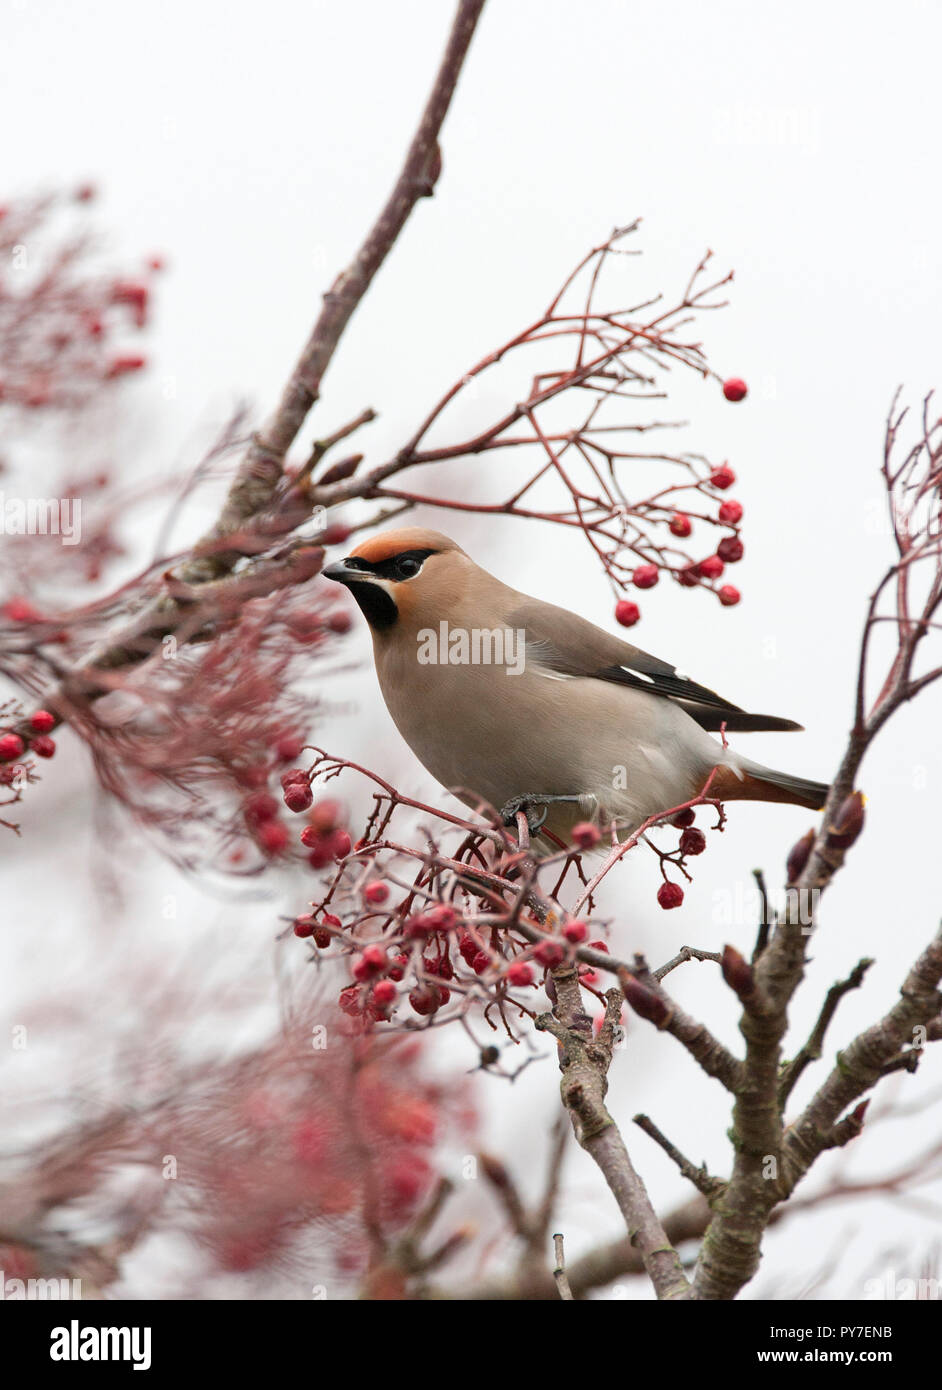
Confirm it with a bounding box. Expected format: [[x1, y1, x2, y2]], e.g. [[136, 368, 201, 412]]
[[713, 759, 830, 811]]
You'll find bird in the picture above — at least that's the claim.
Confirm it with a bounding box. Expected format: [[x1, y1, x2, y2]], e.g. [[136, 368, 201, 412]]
[[322, 527, 829, 845]]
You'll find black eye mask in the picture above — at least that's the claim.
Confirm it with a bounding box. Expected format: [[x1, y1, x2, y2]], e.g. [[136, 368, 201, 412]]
[[345, 548, 438, 583]]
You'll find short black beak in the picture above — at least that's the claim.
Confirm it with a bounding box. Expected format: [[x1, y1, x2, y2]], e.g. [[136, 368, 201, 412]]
[[322, 559, 362, 586]]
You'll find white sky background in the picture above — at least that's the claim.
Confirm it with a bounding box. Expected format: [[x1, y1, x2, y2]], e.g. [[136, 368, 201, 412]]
[[2, 0, 942, 1298]]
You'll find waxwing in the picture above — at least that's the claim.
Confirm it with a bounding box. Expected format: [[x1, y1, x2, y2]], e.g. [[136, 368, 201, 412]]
[[322, 527, 828, 845]]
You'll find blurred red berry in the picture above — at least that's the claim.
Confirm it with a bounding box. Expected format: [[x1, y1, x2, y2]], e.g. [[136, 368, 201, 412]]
[[275, 733, 305, 762], [353, 945, 388, 982], [363, 882, 389, 906], [614, 599, 640, 628], [633, 564, 659, 590], [718, 499, 743, 524], [669, 513, 692, 538], [30, 735, 56, 759], [506, 962, 534, 987], [409, 985, 443, 1016], [293, 915, 316, 938], [243, 791, 280, 826], [105, 355, 147, 379], [471, 951, 490, 975], [322, 523, 352, 546], [671, 807, 695, 828], [372, 980, 397, 1007], [563, 920, 588, 944], [29, 710, 55, 733], [535, 940, 565, 967], [722, 377, 748, 402], [327, 612, 352, 634], [309, 799, 342, 833], [0, 733, 25, 760], [710, 465, 736, 490], [718, 585, 741, 607], [258, 820, 289, 855]]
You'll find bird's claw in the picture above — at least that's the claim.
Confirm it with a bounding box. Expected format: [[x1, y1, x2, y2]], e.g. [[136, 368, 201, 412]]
[[499, 793, 583, 836]]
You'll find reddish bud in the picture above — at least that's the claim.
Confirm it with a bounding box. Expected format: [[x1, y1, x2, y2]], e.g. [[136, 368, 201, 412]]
[[826, 790, 864, 851], [721, 943, 755, 999], [680, 826, 706, 857], [619, 971, 670, 1027], [614, 599, 640, 628], [722, 377, 748, 402], [718, 499, 743, 525], [786, 828, 816, 883], [697, 554, 725, 580], [669, 513, 692, 538], [710, 465, 736, 490], [535, 940, 565, 967], [363, 882, 390, 906], [0, 733, 25, 760], [717, 536, 744, 564], [563, 919, 588, 944], [318, 454, 362, 486], [633, 564, 659, 590], [571, 821, 601, 850], [657, 881, 684, 910], [718, 584, 741, 607], [29, 710, 55, 734]]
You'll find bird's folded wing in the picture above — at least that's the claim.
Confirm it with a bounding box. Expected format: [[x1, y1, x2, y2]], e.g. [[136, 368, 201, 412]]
[[507, 599, 803, 733]]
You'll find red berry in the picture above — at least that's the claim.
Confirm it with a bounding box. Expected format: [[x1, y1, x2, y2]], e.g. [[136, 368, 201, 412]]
[[328, 829, 352, 858], [697, 554, 725, 580], [293, 915, 315, 938], [614, 599, 640, 628], [459, 933, 478, 965], [284, 782, 313, 813], [363, 882, 389, 906], [327, 612, 352, 634], [717, 536, 744, 564], [718, 499, 743, 525], [322, 523, 352, 546], [632, 564, 659, 590], [425, 904, 456, 932], [409, 985, 442, 1016], [312, 926, 332, 948], [506, 962, 534, 987], [280, 767, 308, 788], [29, 710, 55, 734], [676, 564, 699, 588], [372, 979, 397, 1007], [669, 513, 692, 538], [657, 881, 684, 910], [680, 827, 707, 856], [2, 598, 42, 623], [572, 821, 601, 850], [718, 585, 741, 607], [710, 465, 736, 490], [338, 985, 362, 1018], [309, 799, 342, 833], [563, 920, 588, 944], [258, 820, 289, 855], [0, 733, 25, 760], [471, 951, 490, 975], [671, 807, 695, 828], [722, 377, 748, 402], [535, 940, 565, 967], [589, 939, 610, 953], [322, 913, 342, 929], [353, 945, 387, 981]]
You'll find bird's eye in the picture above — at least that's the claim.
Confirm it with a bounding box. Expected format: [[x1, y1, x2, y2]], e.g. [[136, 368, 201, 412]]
[[396, 556, 421, 579]]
